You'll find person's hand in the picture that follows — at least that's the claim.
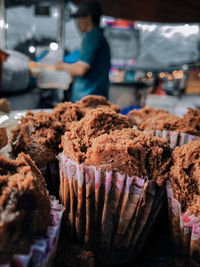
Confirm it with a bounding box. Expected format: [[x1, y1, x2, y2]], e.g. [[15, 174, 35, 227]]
[[55, 60, 65, 71]]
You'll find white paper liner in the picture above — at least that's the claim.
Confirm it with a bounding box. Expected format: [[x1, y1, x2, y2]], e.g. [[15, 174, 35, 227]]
[[58, 152, 165, 263], [166, 180, 200, 263], [0, 197, 64, 267], [152, 130, 199, 149], [134, 126, 199, 149]]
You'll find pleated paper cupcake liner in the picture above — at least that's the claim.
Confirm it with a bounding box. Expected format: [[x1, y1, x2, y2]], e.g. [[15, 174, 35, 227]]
[[166, 180, 200, 264], [0, 197, 64, 267], [150, 130, 199, 149], [133, 126, 199, 149], [58, 152, 166, 264]]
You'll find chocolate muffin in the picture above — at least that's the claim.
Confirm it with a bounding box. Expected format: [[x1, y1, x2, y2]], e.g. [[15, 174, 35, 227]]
[[86, 128, 172, 186], [0, 152, 51, 264], [127, 107, 169, 127], [170, 139, 200, 216], [53, 101, 84, 133], [139, 112, 198, 136], [10, 111, 62, 168], [168, 139, 200, 263], [61, 108, 131, 163], [182, 108, 200, 136], [10, 111, 63, 196], [58, 108, 172, 264], [139, 113, 181, 132], [76, 95, 121, 113]]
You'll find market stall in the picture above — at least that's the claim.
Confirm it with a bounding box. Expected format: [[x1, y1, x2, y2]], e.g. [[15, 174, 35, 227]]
[[0, 2, 200, 266]]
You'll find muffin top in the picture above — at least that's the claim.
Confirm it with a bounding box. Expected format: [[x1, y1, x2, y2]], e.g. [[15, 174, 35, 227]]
[[10, 111, 63, 168], [62, 108, 131, 163], [127, 107, 169, 127], [86, 128, 172, 185], [139, 113, 181, 131], [181, 108, 200, 136], [170, 139, 200, 216], [0, 152, 51, 262], [76, 95, 121, 113], [53, 101, 84, 132], [139, 112, 199, 136], [62, 108, 172, 185]]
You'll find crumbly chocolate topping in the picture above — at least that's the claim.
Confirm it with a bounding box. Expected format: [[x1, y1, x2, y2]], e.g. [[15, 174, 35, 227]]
[[10, 111, 63, 168], [138, 111, 199, 136], [0, 152, 50, 263], [62, 108, 131, 163], [86, 129, 172, 185], [62, 107, 172, 185], [170, 139, 200, 216], [76, 95, 121, 113], [139, 113, 181, 131], [0, 127, 8, 149], [181, 108, 200, 136], [53, 101, 84, 132], [127, 107, 169, 127]]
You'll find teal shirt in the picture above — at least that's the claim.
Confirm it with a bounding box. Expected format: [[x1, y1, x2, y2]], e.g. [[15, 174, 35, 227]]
[[71, 27, 111, 102]]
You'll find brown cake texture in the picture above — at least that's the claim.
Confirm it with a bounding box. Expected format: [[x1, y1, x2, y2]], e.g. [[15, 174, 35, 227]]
[[181, 108, 200, 136], [76, 95, 121, 113], [53, 101, 84, 132], [62, 108, 131, 163], [86, 128, 172, 185], [138, 112, 198, 136], [0, 127, 8, 149], [170, 139, 200, 216], [127, 106, 169, 127], [0, 152, 51, 264], [139, 113, 181, 131], [62, 108, 172, 185], [10, 111, 63, 168]]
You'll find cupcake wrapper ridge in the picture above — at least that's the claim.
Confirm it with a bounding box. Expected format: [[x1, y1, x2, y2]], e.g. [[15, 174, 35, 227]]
[[0, 197, 64, 267], [134, 126, 199, 149], [166, 180, 200, 263], [58, 153, 165, 263], [147, 129, 199, 149]]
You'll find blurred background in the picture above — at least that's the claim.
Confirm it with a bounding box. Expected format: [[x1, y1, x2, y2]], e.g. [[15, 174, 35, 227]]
[[1, 0, 200, 115]]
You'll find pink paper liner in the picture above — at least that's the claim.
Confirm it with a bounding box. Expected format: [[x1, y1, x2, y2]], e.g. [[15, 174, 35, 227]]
[[0, 197, 64, 267], [166, 180, 200, 262], [58, 153, 165, 263]]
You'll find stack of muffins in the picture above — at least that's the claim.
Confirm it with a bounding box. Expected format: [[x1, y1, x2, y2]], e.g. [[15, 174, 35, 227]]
[[0, 110, 64, 265], [128, 106, 200, 264], [3, 96, 200, 265]]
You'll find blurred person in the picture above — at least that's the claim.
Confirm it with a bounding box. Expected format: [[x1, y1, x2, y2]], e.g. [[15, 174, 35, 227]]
[[55, 0, 111, 102]]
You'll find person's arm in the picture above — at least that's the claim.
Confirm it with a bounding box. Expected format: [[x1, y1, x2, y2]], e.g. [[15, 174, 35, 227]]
[[55, 60, 90, 76]]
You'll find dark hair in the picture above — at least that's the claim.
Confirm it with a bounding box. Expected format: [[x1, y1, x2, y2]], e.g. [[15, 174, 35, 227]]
[[72, 0, 102, 26], [91, 13, 100, 26]]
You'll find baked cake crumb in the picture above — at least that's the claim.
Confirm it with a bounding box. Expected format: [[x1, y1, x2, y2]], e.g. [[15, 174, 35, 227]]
[[0, 152, 50, 263]]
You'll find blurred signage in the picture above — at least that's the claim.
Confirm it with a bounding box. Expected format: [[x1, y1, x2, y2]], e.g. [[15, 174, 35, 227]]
[[104, 19, 139, 68]]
